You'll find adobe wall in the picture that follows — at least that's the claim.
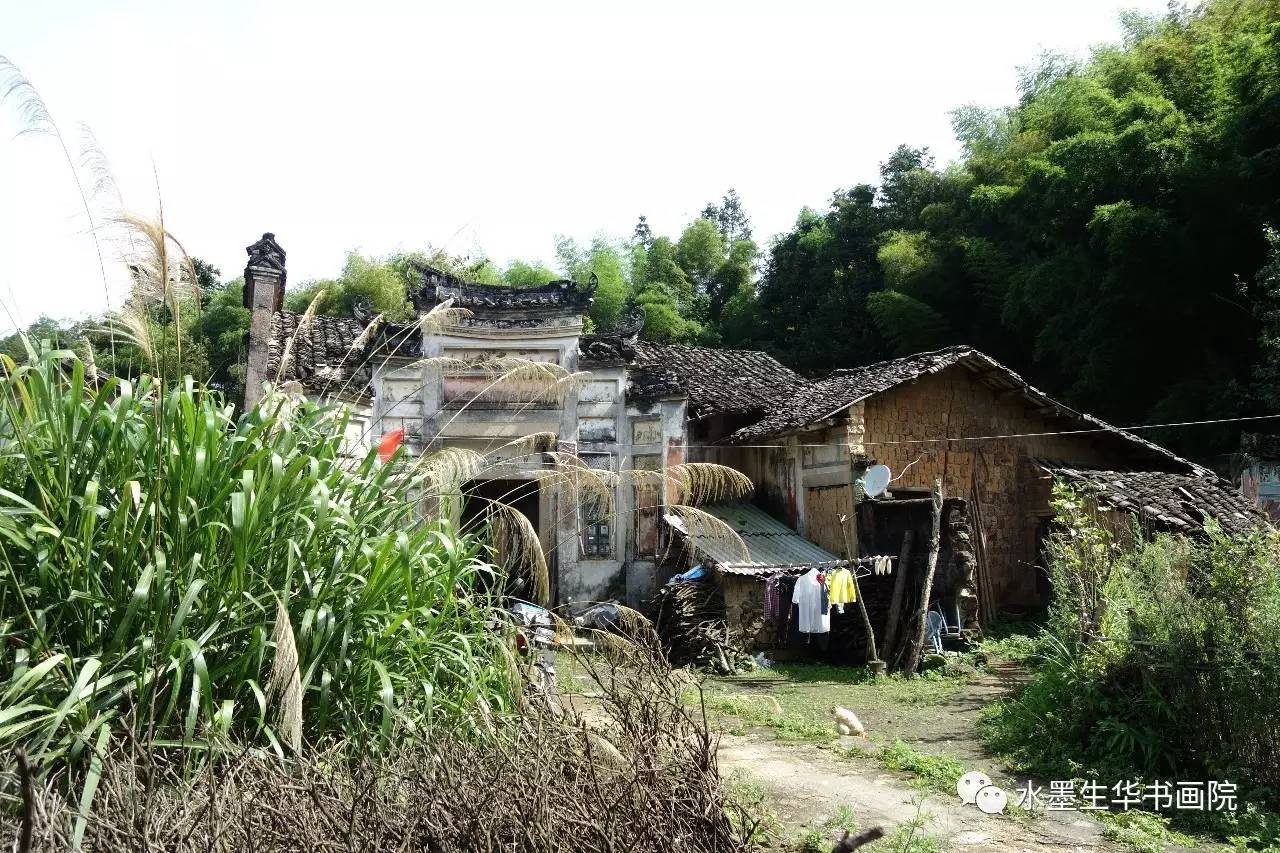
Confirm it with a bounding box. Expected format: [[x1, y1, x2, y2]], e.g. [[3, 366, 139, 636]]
[[859, 368, 1160, 609]]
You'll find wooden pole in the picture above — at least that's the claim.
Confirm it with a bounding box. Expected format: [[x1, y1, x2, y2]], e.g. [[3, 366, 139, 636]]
[[906, 479, 944, 673], [844, 458, 886, 674], [881, 529, 913, 663], [840, 510, 884, 674]]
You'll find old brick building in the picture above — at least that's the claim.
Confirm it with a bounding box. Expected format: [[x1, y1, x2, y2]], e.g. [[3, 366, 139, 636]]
[[708, 346, 1259, 612], [243, 234, 1259, 623]]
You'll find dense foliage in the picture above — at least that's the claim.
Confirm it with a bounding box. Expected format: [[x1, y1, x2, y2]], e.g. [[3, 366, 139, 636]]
[[5, 0, 1277, 462], [982, 485, 1280, 846], [0, 345, 514, 776], [743, 0, 1280, 459]]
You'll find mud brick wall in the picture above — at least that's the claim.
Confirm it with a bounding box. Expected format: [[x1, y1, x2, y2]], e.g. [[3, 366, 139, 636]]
[[859, 368, 1154, 610], [804, 485, 853, 556]]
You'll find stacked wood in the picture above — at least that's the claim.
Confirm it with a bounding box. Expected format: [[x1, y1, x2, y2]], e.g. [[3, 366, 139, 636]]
[[652, 577, 755, 673]]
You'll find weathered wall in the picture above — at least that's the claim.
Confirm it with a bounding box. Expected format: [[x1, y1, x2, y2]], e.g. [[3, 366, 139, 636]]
[[859, 368, 1165, 609], [805, 485, 853, 557], [722, 574, 774, 651], [558, 559, 626, 608], [1241, 462, 1280, 524], [726, 444, 800, 528]]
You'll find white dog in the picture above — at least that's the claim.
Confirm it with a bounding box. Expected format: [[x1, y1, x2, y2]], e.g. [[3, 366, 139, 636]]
[[833, 705, 865, 737]]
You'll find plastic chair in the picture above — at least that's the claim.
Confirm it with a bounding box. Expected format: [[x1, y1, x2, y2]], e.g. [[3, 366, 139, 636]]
[[925, 610, 945, 654]]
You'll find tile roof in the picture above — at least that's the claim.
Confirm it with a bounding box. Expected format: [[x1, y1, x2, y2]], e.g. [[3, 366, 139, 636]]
[[626, 363, 686, 404], [631, 342, 807, 419], [578, 333, 636, 367], [1040, 464, 1265, 536], [664, 503, 844, 575], [411, 265, 595, 314], [266, 311, 373, 398], [725, 345, 1204, 474]]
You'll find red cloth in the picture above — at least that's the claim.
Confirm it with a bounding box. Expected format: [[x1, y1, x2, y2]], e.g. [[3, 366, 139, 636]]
[[377, 427, 405, 462]]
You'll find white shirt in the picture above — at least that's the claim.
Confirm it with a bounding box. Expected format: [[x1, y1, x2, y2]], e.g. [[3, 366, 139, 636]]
[[791, 568, 830, 634]]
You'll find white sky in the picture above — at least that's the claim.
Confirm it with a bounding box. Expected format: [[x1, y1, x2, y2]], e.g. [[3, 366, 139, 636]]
[[1, 0, 1168, 333]]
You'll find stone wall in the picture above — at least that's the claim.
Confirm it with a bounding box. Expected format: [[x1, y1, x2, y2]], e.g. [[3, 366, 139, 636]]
[[722, 574, 773, 651]]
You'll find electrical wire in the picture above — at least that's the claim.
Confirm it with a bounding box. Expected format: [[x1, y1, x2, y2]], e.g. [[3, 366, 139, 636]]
[[560, 412, 1280, 450]]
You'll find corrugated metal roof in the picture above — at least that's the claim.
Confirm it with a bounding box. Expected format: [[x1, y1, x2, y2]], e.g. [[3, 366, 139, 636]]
[[664, 503, 844, 576]]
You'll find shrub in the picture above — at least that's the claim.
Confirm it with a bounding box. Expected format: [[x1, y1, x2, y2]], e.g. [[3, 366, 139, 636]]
[[0, 646, 760, 853], [982, 483, 1280, 821], [877, 740, 964, 794]]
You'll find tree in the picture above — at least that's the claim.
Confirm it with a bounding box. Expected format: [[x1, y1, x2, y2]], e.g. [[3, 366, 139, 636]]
[[701, 188, 752, 244], [556, 236, 630, 332], [675, 218, 725, 311], [197, 276, 250, 399], [634, 283, 703, 343], [637, 236, 692, 306], [752, 0, 1280, 462], [632, 215, 654, 248], [671, 217, 758, 331], [503, 259, 559, 287]]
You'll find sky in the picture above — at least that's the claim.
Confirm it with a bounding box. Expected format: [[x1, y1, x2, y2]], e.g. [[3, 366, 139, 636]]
[[0, 0, 1170, 333]]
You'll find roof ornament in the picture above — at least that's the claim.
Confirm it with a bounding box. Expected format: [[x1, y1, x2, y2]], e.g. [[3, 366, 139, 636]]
[[246, 232, 286, 272], [351, 298, 377, 326], [615, 305, 647, 342]]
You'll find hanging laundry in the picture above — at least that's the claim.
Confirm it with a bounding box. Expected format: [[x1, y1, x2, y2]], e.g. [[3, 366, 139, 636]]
[[791, 567, 831, 634], [764, 575, 782, 622], [777, 575, 798, 644], [826, 566, 857, 613]]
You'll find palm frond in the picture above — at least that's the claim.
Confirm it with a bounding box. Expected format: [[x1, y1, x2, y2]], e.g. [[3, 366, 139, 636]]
[[0, 56, 115, 357], [99, 305, 156, 369], [78, 122, 124, 206], [628, 463, 753, 506], [418, 446, 488, 492], [0, 56, 54, 135], [664, 504, 751, 564], [488, 503, 549, 605], [419, 298, 473, 334]]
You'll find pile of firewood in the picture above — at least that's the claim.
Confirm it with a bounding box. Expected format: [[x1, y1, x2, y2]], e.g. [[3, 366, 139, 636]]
[[653, 578, 755, 673]]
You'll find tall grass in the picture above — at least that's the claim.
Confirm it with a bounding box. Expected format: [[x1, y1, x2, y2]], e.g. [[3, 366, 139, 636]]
[[0, 342, 515, 776]]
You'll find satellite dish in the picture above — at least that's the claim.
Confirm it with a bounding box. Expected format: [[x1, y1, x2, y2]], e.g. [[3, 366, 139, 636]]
[[862, 464, 892, 498]]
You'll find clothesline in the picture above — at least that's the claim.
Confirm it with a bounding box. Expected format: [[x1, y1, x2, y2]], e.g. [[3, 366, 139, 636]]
[[766, 560, 893, 637], [743, 555, 897, 580]]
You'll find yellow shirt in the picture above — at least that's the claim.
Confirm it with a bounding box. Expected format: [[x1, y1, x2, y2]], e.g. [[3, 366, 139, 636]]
[[827, 567, 857, 605]]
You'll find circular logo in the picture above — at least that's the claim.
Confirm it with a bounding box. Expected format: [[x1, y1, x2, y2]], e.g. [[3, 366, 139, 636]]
[[975, 784, 1009, 814], [957, 771, 992, 805]]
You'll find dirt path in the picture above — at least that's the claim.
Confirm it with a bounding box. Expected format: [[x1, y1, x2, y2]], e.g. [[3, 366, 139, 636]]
[[714, 665, 1123, 851], [719, 732, 1114, 851]]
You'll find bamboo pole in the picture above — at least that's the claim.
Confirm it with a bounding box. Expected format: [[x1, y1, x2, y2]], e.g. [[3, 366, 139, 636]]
[[906, 479, 944, 673]]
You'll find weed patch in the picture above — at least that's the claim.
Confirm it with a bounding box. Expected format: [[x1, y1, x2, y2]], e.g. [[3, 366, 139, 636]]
[[876, 740, 964, 795], [1094, 810, 1198, 853], [724, 768, 783, 846]]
